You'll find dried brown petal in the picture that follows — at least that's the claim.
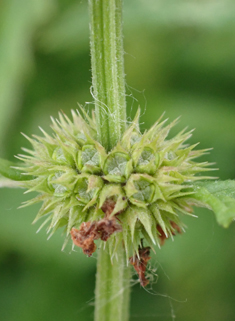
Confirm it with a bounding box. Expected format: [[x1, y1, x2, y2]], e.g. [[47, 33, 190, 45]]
[[71, 223, 97, 257], [70, 212, 122, 256], [170, 221, 182, 235], [156, 224, 168, 246], [96, 216, 122, 241], [130, 246, 151, 287], [157, 221, 182, 246], [101, 198, 116, 215]]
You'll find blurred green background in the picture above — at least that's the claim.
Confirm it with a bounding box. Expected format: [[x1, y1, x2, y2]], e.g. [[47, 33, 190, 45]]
[[1, 0, 235, 320]]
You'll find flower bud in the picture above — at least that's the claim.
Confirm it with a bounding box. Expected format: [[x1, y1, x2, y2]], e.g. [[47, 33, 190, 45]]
[[103, 152, 133, 183], [77, 144, 101, 174]]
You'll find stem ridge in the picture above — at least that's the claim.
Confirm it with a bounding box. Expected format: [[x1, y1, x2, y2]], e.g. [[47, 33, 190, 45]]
[[94, 243, 130, 321], [89, 0, 126, 151], [89, 1, 130, 320]]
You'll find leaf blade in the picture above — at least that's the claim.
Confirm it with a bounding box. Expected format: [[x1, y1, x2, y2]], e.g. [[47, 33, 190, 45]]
[[0, 158, 33, 181], [190, 180, 235, 228]]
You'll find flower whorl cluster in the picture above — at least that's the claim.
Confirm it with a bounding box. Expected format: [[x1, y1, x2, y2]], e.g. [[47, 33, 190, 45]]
[[18, 109, 213, 260]]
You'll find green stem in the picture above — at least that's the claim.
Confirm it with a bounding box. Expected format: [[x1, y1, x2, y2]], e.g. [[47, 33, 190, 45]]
[[95, 242, 131, 321], [0, 158, 33, 181], [89, 0, 126, 151], [89, 1, 130, 320]]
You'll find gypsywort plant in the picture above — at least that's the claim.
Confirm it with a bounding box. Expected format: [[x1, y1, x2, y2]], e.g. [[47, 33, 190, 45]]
[[17, 110, 213, 261], [1, 1, 235, 321]]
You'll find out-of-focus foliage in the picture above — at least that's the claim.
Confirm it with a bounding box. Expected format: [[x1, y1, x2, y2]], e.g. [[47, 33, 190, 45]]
[[191, 180, 235, 228], [0, 0, 235, 320], [0, 0, 56, 154]]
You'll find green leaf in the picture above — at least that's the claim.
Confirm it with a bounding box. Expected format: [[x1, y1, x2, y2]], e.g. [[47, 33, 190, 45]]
[[0, 158, 33, 181], [190, 180, 235, 228], [0, 177, 22, 188]]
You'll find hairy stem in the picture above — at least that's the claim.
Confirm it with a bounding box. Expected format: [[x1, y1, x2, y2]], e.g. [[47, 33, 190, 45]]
[[89, 0, 126, 151], [89, 1, 130, 320], [95, 242, 131, 321]]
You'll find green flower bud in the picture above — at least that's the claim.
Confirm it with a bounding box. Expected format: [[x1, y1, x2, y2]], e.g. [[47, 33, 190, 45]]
[[74, 175, 91, 205], [84, 175, 104, 210], [74, 174, 103, 207], [103, 151, 132, 183], [76, 133, 87, 145], [133, 146, 159, 175], [51, 141, 76, 166], [48, 173, 68, 197], [52, 147, 67, 164], [47, 167, 77, 196], [77, 144, 101, 174], [125, 174, 163, 207], [130, 131, 142, 147]]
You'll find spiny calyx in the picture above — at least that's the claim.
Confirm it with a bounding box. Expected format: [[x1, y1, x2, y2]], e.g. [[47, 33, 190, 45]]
[[17, 109, 214, 260]]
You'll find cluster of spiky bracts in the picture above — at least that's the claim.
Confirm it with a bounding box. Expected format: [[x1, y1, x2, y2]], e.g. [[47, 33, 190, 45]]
[[17, 109, 213, 263]]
